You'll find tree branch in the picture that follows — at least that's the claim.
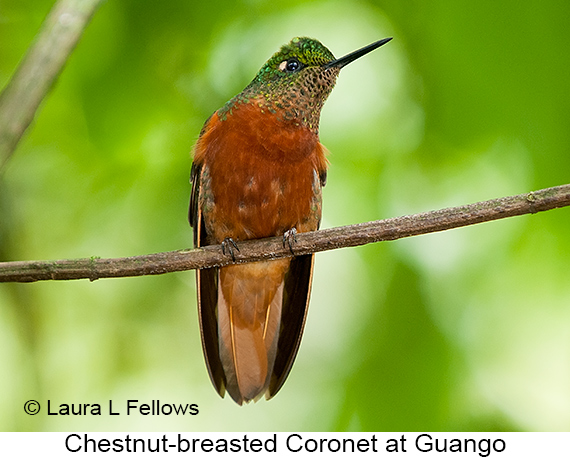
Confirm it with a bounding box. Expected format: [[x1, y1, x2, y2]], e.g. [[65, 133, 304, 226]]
[[0, 0, 104, 168], [1, 184, 569, 283]]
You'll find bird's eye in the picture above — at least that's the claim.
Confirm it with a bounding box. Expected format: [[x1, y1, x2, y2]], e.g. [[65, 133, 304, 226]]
[[279, 58, 302, 73], [286, 58, 301, 72]]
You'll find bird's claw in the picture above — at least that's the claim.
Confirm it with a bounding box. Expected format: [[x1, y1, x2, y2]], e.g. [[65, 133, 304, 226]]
[[283, 228, 298, 254], [221, 237, 240, 261]]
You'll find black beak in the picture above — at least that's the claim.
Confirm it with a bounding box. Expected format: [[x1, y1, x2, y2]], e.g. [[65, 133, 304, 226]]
[[324, 37, 393, 70]]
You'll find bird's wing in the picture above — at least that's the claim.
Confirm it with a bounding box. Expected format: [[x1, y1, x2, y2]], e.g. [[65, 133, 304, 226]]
[[267, 253, 315, 398], [189, 119, 227, 396]]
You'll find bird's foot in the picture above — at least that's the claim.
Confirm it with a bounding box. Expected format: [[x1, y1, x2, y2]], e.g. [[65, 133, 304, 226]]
[[221, 237, 240, 261], [282, 228, 298, 255]]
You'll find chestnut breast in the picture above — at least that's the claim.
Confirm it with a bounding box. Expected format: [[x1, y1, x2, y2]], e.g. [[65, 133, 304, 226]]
[[194, 102, 327, 243]]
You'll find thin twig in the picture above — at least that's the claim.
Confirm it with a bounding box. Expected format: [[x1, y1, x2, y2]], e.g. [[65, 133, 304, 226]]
[[0, 0, 104, 168], [1, 184, 568, 283]]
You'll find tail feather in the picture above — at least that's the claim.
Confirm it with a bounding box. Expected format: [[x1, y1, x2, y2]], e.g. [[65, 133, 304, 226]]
[[217, 259, 289, 404]]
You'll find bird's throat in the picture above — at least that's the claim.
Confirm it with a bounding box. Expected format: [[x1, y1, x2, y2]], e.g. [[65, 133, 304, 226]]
[[218, 67, 340, 135]]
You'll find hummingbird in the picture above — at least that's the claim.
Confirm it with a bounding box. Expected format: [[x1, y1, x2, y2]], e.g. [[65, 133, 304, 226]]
[[189, 36, 392, 405]]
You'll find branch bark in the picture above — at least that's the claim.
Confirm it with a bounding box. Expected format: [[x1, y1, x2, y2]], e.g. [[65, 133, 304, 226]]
[[0, 0, 104, 168], [1, 184, 569, 283]]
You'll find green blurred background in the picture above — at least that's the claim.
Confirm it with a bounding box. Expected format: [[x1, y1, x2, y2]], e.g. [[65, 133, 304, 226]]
[[1, 0, 569, 432]]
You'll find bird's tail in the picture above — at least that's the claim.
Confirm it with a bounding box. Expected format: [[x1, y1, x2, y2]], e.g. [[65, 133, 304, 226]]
[[217, 258, 290, 404]]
